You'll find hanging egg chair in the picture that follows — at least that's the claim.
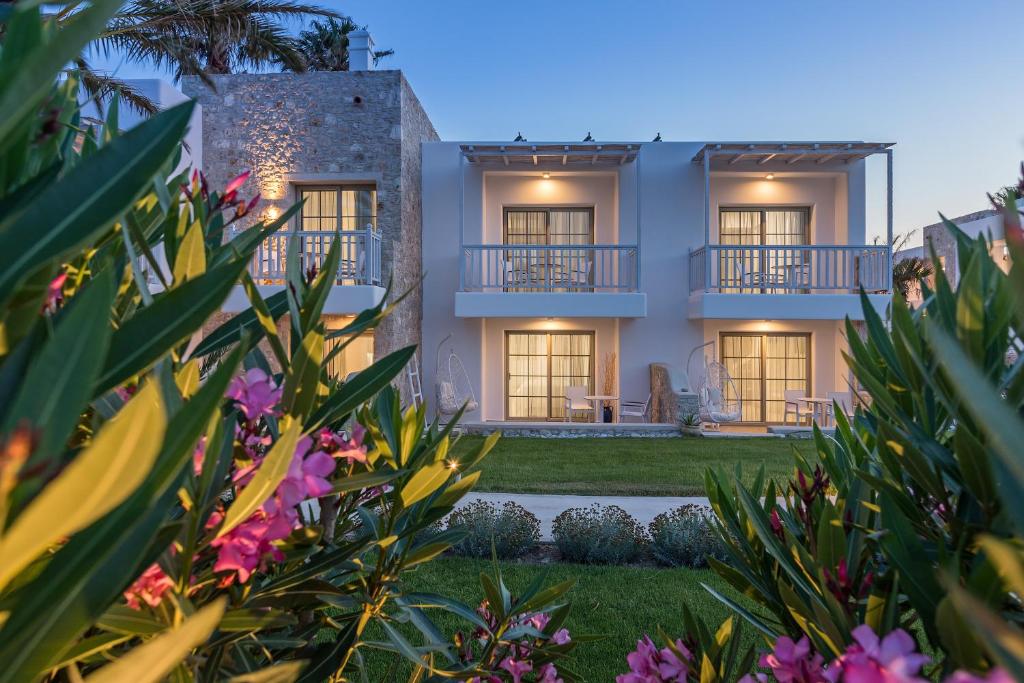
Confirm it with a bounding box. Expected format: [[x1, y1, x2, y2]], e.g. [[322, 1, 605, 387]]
[[687, 340, 742, 426], [435, 335, 479, 418]]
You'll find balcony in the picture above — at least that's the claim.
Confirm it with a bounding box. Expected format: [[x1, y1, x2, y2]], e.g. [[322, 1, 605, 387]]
[[455, 244, 646, 318], [687, 244, 892, 320], [223, 227, 385, 314]]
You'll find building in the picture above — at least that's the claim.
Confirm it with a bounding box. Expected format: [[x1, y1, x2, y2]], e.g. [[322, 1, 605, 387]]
[[182, 33, 438, 381], [169, 35, 896, 427], [422, 141, 894, 425], [923, 209, 1013, 285]]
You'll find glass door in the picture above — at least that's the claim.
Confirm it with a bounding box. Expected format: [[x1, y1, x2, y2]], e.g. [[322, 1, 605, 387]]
[[721, 332, 810, 423], [719, 208, 809, 292], [504, 208, 594, 291], [506, 331, 594, 420]]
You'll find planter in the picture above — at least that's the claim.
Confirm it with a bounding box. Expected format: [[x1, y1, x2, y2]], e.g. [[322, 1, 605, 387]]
[[603, 406, 613, 423], [680, 425, 703, 437]]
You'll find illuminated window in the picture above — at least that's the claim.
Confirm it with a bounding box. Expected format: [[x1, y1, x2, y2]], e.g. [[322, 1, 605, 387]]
[[506, 331, 593, 420], [721, 332, 810, 423], [297, 186, 376, 232], [324, 318, 374, 381]]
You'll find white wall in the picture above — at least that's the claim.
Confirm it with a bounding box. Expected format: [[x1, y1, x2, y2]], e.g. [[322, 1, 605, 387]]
[[710, 174, 847, 244], [482, 173, 619, 243]]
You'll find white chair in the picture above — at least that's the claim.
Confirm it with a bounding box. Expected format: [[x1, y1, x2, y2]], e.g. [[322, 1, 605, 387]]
[[564, 385, 594, 423], [619, 394, 651, 423], [826, 391, 854, 425], [783, 389, 814, 425]]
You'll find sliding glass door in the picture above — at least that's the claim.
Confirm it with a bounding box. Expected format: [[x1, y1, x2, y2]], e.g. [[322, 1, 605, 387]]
[[719, 208, 809, 292], [721, 332, 810, 423], [506, 331, 594, 420], [504, 208, 594, 291]]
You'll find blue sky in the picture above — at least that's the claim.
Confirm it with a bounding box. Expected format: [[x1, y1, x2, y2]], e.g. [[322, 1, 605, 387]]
[[94, 0, 1024, 244]]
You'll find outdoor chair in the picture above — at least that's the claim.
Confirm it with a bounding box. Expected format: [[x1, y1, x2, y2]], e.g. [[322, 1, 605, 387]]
[[782, 389, 814, 425], [826, 391, 854, 424], [619, 394, 651, 423], [563, 385, 594, 422]]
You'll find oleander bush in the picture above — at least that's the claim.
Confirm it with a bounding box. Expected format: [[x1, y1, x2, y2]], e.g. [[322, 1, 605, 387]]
[[648, 504, 726, 568], [618, 195, 1024, 682], [0, 5, 581, 682], [552, 504, 648, 564], [447, 500, 541, 559]]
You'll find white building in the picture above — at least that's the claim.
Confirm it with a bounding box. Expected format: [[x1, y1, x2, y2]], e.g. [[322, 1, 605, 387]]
[[422, 141, 894, 425]]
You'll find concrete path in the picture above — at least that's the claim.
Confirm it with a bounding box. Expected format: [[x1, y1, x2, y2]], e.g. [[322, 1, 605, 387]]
[[463, 492, 710, 541]]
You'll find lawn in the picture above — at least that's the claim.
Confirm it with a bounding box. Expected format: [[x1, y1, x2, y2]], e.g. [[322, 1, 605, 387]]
[[361, 557, 760, 681], [453, 436, 803, 496]]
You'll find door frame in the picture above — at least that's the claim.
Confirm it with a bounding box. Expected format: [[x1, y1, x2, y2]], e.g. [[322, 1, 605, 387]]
[[503, 330, 596, 421], [718, 331, 812, 424]]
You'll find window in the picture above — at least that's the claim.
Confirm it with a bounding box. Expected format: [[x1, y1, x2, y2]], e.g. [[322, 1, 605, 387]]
[[506, 331, 594, 420], [504, 208, 594, 292], [721, 332, 810, 423], [719, 208, 809, 292], [324, 318, 374, 381], [297, 186, 376, 232]]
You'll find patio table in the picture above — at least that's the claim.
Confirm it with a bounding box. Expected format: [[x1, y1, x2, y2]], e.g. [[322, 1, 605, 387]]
[[584, 394, 618, 423], [799, 397, 832, 426]]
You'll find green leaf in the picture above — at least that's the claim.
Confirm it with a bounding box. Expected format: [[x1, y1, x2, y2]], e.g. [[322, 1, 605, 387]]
[[228, 662, 306, 683], [399, 461, 450, 508], [0, 101, 195, 299], [97, 259, 246, 394], [282, 328, 323, 419], [329, 469, 404, 495], [190, 289, 289, 358], [0, 381, 166, 590], [308, 345, 417, 430], [0, 0, 120, 146], [217, 418, 303, 538], [49, 633, 132, 669], [218, 608, 297, 632], [85, 599, 226, 683], [1, 269, 115, 465], [172, 219, 207, 284]]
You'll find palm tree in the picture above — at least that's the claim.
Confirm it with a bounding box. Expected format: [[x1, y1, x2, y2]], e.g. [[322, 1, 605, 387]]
[[892, 255, 934, 299], [294, 16, 393, 71], [67, 0, 340, 113]]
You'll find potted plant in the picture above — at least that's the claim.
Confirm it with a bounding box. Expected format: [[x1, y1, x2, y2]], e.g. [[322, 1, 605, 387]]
[[679, 412, 703, 436], [601, 351, 616, 422]]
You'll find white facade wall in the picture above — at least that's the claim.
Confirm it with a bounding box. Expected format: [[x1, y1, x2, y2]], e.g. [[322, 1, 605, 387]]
[[422, 142, 877, 423]]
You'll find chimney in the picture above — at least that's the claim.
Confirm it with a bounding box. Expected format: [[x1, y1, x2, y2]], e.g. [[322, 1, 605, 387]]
[[349, 30, 373, 71]]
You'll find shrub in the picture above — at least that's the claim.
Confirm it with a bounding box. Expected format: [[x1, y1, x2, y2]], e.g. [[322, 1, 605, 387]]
[[447, 500, 540, 559], [648, 504, 726, 568], [552, 504, 648, 564]]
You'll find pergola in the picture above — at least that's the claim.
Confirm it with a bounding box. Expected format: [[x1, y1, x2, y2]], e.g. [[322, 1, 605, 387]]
[[459, 143, 640, 167], [692, 141, 896, 246]]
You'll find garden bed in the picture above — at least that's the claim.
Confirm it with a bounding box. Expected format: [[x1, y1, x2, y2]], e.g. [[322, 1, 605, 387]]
[[454, 436, 800, 496]]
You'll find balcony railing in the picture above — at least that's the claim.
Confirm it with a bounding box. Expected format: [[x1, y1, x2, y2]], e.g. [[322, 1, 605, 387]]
[[244, 227, 382, 286], [689, 244, 891, 294], [461, 244, 638, 292]]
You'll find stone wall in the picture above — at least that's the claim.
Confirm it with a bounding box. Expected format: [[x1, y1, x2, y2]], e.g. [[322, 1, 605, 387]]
[[649, 363, 699, 423], [182, 71, 438, 377]]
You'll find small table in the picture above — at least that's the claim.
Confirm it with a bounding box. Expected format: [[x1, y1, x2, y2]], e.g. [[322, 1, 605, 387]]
[[584, 394, 618, 423], [799, 397, 832, 426]]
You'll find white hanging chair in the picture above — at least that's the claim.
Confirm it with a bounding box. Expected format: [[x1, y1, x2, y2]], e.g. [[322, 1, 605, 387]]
[[687, 341, 742, 425], [435, 335, 479, 417]]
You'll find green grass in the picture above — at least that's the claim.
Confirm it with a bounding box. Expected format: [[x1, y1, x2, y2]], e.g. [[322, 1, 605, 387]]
[[364, 557, 758, 682], [454, 436, 801, 496]]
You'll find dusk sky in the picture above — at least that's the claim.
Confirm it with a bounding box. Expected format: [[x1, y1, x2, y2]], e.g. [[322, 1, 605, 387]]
[[94, 0, 1024, 245]]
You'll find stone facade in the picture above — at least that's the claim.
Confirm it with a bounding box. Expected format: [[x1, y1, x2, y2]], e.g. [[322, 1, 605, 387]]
[[649, 363, 699, 424], [183, 71, 439, 366]]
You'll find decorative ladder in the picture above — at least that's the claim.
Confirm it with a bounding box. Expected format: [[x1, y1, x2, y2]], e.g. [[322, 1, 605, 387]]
[[406, 352, 423, 409]]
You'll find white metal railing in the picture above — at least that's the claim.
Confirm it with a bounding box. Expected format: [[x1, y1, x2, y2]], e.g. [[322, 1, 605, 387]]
[[244, 227, 382, 286], [461, 244, 638, 292], [689, 244, 892, 294]]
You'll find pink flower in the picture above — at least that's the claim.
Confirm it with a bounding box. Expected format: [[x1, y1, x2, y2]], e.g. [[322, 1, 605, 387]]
[[552, 628, 571, 645], [762, 635, 827, 683], [657, 640, 692, 681], [527, 612, 551, 631], [944, 670, 1013, 683], [210, 511, 285, 585], [537, 663, 564, 683], [826, 626, 929, 683], [226, 368, 282, 422], [223, 170, 251, 196], [43, 272, 67, 314], [318, 424, 368, 463], [618, 636, 663, 682], [192, 437, 207, 476], [123, 563, 174, 610], [499, 656, 532, 683]]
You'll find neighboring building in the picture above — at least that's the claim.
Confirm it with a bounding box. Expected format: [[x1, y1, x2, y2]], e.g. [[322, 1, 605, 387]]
[[422, 141, 894, 424], [182, 34, 438, 381], [923, 209, 1013, 286]]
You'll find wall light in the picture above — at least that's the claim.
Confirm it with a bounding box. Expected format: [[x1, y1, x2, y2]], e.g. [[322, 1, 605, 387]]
[[542, 172, 551, 179], [263, 206, 280, 221], [764, 173, 775, 181]]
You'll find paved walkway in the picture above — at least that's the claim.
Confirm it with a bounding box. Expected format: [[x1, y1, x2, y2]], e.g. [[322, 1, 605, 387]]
[[464, 492, 710, 541]]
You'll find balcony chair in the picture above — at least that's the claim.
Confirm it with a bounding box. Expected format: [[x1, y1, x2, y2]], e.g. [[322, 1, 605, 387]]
[[563, 385, 594, 423], [825, 391, 854, 425], [619, 394, 651, 423], [782, 389, 814, 425], [562, 260, 593, 291], [732, 261, 785, 293], [503, 260, 528, 289]]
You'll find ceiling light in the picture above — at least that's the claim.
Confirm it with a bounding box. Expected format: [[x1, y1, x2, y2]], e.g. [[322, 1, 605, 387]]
[[542, 172, 551, 179], [765, 173, 775, 181]]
